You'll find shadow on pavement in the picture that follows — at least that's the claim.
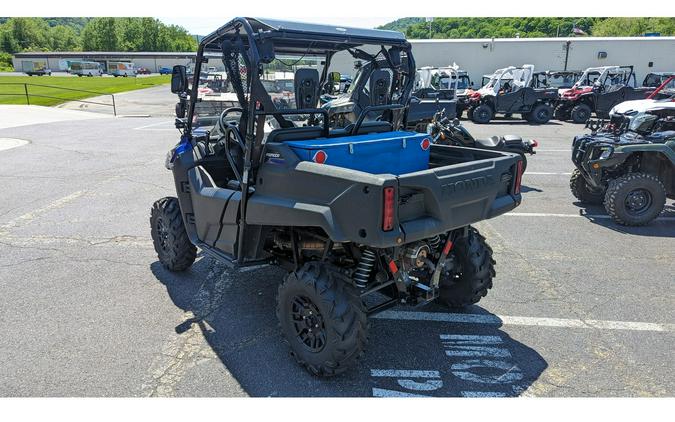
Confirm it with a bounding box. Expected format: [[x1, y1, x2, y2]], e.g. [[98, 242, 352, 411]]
[[151, 258, 547, 397], [574, 201, 675, 238]]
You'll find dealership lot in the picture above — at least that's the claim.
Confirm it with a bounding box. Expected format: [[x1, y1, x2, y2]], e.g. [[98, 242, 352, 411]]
[[0, 106, 673, 397]]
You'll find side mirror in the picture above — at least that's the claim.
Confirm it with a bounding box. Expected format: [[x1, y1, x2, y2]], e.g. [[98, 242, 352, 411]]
[[175, 99, 186, 118], [470, 81, 474, 87], [171, 65, 188, 94]]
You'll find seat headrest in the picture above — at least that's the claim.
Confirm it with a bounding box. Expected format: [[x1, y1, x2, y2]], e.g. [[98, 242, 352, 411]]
[[369, 69, 391, 106], [294, 68, 320, 109]]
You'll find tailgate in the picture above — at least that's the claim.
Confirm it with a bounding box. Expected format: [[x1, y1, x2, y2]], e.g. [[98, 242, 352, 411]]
[[396, 144, 522, 242]]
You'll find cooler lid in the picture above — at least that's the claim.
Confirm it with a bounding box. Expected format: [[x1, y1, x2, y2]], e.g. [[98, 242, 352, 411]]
[[286, 131, 425, 150]]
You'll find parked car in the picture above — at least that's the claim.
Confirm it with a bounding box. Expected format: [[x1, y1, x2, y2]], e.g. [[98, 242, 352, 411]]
[[136, 67, 151, 75], [153, 17, 525, 377], [159, 67, 172, 75]]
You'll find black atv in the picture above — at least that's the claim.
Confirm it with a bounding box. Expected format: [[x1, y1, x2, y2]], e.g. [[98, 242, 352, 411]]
[[570, 108, 675, 225], [150, 18, 525, 376], [466, 65, 558, 124], [425, 109, 537, 171]]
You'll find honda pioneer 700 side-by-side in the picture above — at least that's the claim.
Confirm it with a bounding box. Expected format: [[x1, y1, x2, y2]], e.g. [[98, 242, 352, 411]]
[[466, 65, 558, 124], [150, 18, 525, 376], [555, 66, 655, 123], [570, 107, 675, 225]]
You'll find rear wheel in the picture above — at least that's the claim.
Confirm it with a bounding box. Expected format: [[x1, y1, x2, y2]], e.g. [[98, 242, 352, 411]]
[[571, 103, 592, 124], [528, 103, 552, 124], [277, 262, 368, 376], [472, 104, 493, 124], [150, 197, 196, 271], [569, 169, 604, 204], [438, 227, 495, 308], [604, 173, 666, 226]]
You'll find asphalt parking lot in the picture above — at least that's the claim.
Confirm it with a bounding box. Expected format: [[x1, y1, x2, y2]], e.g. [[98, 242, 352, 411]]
[[0, 99, 673, 397]]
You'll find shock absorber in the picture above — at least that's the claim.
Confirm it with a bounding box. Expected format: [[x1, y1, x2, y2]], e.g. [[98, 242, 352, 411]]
[[353, 249, 376, 288], [428, 235, 441, 252]]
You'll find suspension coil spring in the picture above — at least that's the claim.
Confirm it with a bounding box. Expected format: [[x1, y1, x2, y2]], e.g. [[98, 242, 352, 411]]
[[353, 249, 377, 289], [428, 235, 441, 252]]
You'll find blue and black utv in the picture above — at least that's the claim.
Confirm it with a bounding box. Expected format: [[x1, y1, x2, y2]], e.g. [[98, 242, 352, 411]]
[[151, 18, 525, 376]]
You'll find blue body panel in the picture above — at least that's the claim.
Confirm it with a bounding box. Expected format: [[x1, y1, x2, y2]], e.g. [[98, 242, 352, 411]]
[[286, 131, 430, 175]]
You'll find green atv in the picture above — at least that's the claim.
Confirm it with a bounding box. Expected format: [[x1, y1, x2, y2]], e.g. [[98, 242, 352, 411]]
[[570, 109, 675, 226]]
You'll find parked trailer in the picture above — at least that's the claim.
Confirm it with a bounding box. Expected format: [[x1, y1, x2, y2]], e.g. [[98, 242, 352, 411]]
[[69, 61, 103, 77], [108, 61, 137, 77], [22, 60, 51, 76]]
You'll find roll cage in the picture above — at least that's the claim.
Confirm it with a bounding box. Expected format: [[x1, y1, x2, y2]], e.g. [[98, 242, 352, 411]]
[[573, 66, 636, 90], [184, 17, 415, 139]]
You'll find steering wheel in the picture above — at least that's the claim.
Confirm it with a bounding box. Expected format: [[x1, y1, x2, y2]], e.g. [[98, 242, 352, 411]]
[[216, 107, 246, 184], [217, 107, 244, 136]]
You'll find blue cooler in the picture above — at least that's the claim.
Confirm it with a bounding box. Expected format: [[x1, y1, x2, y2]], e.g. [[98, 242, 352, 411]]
[[286, 131, 431, 175]]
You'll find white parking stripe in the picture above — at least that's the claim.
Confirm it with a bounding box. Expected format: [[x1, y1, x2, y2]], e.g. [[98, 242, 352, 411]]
[[461, 391, 507, 397], [372, 388, 429, 397], [373, 310, 671, 332], [526, 172, 572, 175], [133, 120, 173, 130], [503, 212, 675, 221], [370, 369, 441, 378]]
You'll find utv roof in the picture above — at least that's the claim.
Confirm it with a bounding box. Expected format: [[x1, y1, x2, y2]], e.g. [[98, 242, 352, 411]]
[[200, 17, 410, 54]]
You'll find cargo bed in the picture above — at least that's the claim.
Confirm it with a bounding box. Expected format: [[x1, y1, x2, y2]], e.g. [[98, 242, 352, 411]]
[[248, 142, 522, 248]]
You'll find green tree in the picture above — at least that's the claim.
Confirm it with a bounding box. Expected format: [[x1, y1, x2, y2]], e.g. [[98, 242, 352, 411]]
[[81, 17, 119, 51], [49, 25, 80, 51], [592, 17, 675, 36]]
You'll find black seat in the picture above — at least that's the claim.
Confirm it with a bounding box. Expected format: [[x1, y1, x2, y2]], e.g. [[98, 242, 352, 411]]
[[502, 134, 523, 145], [266, 126, 325, 143], [295, 68, 320, 109], [330, 121, 393, 137]]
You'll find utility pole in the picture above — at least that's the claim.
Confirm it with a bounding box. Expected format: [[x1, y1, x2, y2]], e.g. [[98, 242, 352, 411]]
[[426, 17, 434, 39]]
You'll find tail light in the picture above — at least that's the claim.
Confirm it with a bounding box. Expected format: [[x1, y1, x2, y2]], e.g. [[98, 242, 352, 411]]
[[531, 139, 539, 148], [382, 187, 395, 231], [312, 150, 327, 164], [513, 160, 523, 195]]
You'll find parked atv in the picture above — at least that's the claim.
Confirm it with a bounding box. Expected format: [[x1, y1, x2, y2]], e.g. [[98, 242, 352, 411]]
[[555, 66, 655, 123], [532, 70, 582, 95], [570, 107, 675, 225], [466, 65, 558, 124], [151, 18, 525, 377], [426, 109, 537, 171], [413, 65, 474, 118], [609, 75, 675, 123]]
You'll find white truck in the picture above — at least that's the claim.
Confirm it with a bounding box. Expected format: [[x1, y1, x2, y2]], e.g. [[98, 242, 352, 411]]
[[108, 62, 137, 77], [69, 61, 103, 77], [22, 60, 51, 76]]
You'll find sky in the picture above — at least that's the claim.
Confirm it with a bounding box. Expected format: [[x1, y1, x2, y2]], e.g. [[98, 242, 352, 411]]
[[157, 17, 399, 35]]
